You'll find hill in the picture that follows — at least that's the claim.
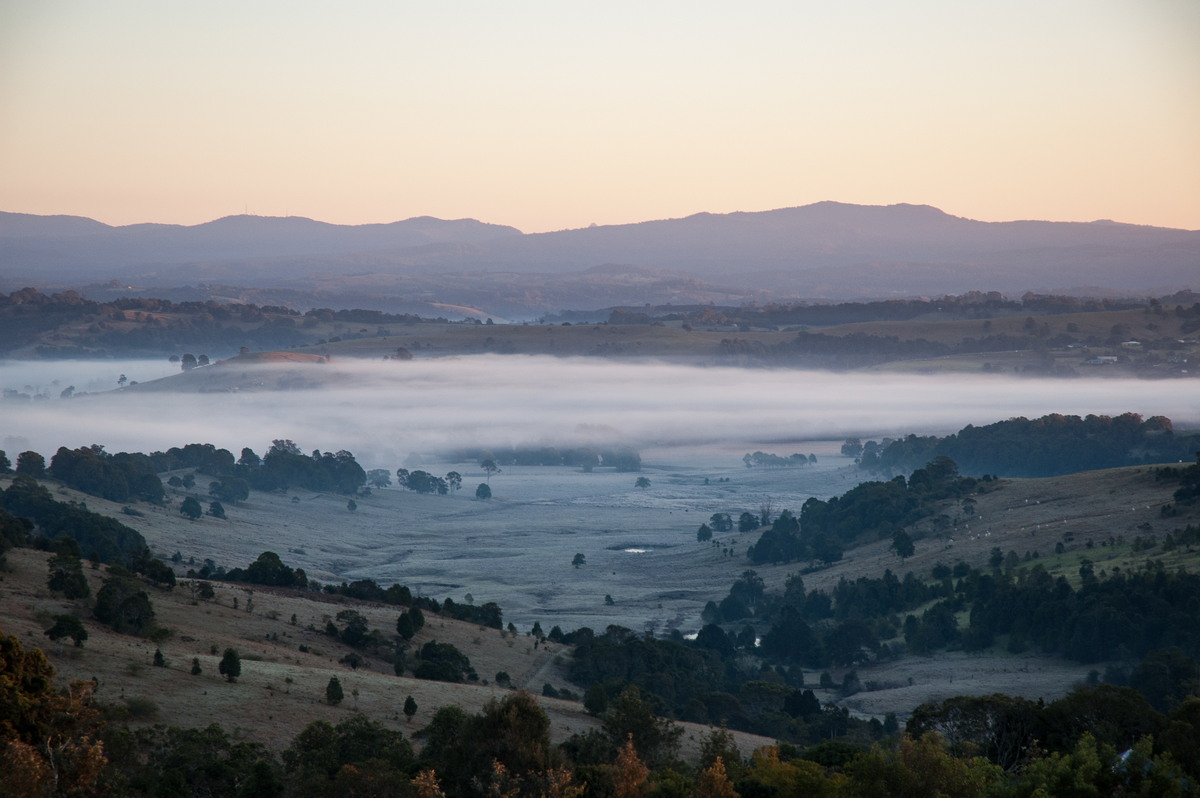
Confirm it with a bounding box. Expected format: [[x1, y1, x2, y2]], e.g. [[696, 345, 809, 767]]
[[3, 203, 1196, 313]]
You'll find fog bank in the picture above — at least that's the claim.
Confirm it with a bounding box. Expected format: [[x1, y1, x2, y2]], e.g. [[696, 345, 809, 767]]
[[2, 356, 1197, 468]]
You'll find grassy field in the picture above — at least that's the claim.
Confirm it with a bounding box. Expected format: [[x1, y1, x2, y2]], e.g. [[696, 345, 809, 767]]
[[3, 459, 1195, 746]]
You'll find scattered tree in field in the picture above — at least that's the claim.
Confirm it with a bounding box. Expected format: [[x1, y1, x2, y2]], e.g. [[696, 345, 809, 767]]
[[697, 523, 713, 542], [738, 512, 758, 532], [475, 483, 491, 500], [397, 612, 416, 640], [480, 458, 500, 483], [446, 471, 462, 492], [190, 657, 202, 675], [404, 694, 418, 722], [43, 614, 88, 648], [47, 545, 89, 599], [892, 530, 916, 559], [219, 648, 241, 683], [180, 353, 197, 370], [709, 513, 733, 532], [180, 497, 202, 520], [347, 499, 357, 512], [208, 501, 225, 519], [366, 468, 392, 489], [635, 476, 651, 490], [326, 676, 344, 705], [572, 553, 586, 569], [153, 648, 166, 667]]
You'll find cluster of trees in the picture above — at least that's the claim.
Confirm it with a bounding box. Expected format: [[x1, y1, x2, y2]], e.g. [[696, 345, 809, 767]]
[[7, 623, 1199, 798], [748, 457, 981, 566], [663, 291, 1151, 329], [742, 451, 816, 468], [574, 547, 1200, 744], [395, 468, 460, 495], [154, 439, 368, 495], [447, 445, 643, 472], [855, 412, 1200, 478], [48, 444, 165, 503], [1, 473, 148, 563]]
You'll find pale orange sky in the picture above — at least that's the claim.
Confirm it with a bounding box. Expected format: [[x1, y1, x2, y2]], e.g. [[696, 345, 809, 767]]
[[1, 1, 1198, 232]]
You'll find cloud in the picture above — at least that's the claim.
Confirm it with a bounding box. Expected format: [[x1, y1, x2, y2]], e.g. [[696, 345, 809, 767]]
[[2, 355, 1197, 466]]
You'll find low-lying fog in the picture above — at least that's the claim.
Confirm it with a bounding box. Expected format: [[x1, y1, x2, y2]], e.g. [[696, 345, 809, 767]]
[[4, 355, 1198, 630], [2, 355, 1198, 463]]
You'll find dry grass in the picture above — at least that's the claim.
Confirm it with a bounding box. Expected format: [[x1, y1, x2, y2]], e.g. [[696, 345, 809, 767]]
[[0, 547, 774, 758]]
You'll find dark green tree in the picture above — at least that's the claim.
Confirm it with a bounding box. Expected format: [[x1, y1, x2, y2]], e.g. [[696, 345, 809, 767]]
[[180, 496, 202, 520], [892, 529, 916, 559], [572, 553, 586, 569], [15, 450, 46, 477], [43, 614, 88, 648], [480, 458, 500, 483], [190, 657, 202, 675], [635, 476, 651, 490], [208, 500, 226, 519], [219, 648, 241, 683], [709, 513, 733, 532], [475, 483, 492, 499], [403, 694, 418, 722], [325, 676, 344, 705]]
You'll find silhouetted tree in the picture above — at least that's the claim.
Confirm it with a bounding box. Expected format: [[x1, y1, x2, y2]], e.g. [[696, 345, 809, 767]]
[[219, 648, 241, 682]]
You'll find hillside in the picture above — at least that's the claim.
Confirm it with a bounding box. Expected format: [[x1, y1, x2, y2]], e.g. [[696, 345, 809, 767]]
[[3, 459, 1195, 747], [3, 204, 1196, 311], [0, 546, 776, 758]]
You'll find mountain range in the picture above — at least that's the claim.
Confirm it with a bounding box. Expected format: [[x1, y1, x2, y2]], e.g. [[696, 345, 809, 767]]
[[2, 203, 1196, 315]]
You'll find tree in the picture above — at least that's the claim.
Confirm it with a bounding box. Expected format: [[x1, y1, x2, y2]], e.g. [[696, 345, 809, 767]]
[[475, 483, 492, 500], [44, 614, 88, 648], [738, 512, 758, 532], [572, 553, 587, 569], [584, 683, 608, 716], [208, 500, 226, 519], [697, 523, 713, 542], [326, 676, 344, 705], [191, 657, 202, 675], [366, 468, 392, 489], [347, 499, 357, 512], [614, 735, 649, 798], [892, 530, 916, 559], [446, 471, 462, 492], [480, 458, 500, 483], [397, 612, 416, 640], [153, 648, 166, 667], [180, 353, 197, 370], [697, 756, 738, 798], [634, 476, 651, 490], [180, 496, 202, 520], [219, 648, 241, 683], [15, 451, 45, 477], [404, 694, 418, 722], [709, 513, 733, 532]]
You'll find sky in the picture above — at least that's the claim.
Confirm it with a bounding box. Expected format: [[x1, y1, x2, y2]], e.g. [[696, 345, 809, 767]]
[[1, 1, 1198, 233]]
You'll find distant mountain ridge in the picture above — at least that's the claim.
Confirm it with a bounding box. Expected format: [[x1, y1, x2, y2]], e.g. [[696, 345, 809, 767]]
[[2, 203, 1196, 310]]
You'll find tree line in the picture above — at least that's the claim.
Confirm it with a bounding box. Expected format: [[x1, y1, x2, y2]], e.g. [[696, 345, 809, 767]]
[[852, 412, 1200, 478]]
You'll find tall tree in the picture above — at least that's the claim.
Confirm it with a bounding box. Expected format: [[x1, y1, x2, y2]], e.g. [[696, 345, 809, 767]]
[[219, 648, 241, 683]]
